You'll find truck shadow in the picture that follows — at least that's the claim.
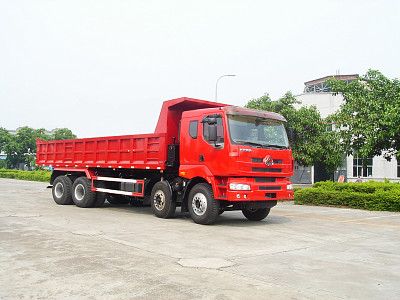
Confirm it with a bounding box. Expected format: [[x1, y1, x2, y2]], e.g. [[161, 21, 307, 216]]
[[214, 215, 291, 226], [101, 203, 291, 226]]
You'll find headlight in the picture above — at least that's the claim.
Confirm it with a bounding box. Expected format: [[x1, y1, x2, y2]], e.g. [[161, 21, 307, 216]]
[[287, 184, 293, 190], [229, 183, 251, 191]]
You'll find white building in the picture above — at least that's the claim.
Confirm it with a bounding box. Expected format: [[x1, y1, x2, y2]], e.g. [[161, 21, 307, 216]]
[[293, 74, 400, 183]]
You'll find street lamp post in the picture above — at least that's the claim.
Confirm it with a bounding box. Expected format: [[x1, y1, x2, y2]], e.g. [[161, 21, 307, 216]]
[[215, 74, 236, 102]]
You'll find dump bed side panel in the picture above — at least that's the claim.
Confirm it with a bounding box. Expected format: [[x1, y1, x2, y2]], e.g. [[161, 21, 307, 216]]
[[36, 133, 167, 170]]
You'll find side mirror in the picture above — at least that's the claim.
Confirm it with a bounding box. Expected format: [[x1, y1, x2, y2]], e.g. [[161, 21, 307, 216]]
[[208, 124, 218, 142], [202, 117, 217, 125]]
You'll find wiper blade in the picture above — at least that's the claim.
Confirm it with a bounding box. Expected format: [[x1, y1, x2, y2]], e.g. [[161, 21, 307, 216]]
[[263, 144, 288, 149], [235, 140, 288, 149], [235, 140, 263, 148]]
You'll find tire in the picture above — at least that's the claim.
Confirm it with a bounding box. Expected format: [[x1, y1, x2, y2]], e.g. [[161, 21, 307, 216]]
[[72, 177, 96, 208], [188, 183, 219, 225], [52, 176, 73, 205], [242, 208, 270, 221], [92, 181, 107, 207], [150, 181, 176, 218], [93, 192, 107, 207]]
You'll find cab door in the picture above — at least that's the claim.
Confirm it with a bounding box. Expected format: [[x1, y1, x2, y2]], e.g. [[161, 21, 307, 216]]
[[198, 114, 229, 175], [179, 117, 200, 166]]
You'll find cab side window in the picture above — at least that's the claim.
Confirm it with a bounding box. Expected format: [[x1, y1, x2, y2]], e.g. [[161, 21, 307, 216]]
[[189, 120, 198, 139], [203, 116, 224, 145]]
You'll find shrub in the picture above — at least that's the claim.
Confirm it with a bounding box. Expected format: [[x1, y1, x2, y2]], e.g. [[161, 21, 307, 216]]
[[0, 169, 51, 182], [313, 180, 400, 193], [0, 160, 6, 169], [295, 181, 400, 212]]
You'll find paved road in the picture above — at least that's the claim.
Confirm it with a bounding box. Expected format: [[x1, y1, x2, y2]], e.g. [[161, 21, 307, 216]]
[[0, 179, 399, 299]]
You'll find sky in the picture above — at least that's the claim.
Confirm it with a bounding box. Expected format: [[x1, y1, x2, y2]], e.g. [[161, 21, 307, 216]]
[[1, 0, 399, 138]]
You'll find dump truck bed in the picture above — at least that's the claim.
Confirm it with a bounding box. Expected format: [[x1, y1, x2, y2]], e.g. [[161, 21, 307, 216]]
[[36, 97, 228, 171], [36, 133, 167, 170]]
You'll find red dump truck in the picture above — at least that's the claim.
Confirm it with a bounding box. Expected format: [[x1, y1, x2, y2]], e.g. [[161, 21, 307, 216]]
[[37, 97, 294, 224]]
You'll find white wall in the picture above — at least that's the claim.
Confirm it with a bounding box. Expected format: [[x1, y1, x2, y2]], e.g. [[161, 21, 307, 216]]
[[295, 92, 400, 182], [295, 92, 344, 118], [347, 155, 400, 182]]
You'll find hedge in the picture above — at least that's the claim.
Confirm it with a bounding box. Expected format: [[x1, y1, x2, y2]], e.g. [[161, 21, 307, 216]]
[[0, 169, 51, 182], [313, 180, 400, 193], [295, 181, 400, 212]]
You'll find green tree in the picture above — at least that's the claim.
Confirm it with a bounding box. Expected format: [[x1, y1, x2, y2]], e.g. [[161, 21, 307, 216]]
[[4, 137, 22, 168], [16, 127, 39, 154], [36, 128, 51, 141], [0, 127, 12, 153], [0, 126, 77, 169], [328, 70, 400, 160], [246, 92, 343, 173], [0, 128, 12, 168], [4, 127, 48, 168], [51, 128, 76, 140]]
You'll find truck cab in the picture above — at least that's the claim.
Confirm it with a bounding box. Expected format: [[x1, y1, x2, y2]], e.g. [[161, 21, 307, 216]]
[[176, 105, 293, 223]]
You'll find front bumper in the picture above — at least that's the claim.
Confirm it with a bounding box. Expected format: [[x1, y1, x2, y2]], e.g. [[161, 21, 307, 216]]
[[224, 189, 293, 202], [216, 177, 294, 202]]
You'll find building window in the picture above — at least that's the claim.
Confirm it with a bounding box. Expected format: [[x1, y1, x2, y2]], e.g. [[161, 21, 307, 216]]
[[189, 120, 198, 139], [353, 156, 373, 177], [397, 162, 400, 178], [325, 123, 334, 132], [304, 81, 331, 93]]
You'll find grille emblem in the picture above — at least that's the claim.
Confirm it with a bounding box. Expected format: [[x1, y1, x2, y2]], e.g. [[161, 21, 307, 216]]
[[263, 155, 274, 166]]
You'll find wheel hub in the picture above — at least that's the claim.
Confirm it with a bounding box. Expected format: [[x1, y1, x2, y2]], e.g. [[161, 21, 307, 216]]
[[54, 182, 64, 198], [154, 190, 165, 210], [74, 184, 85, 201], [192, 193, 207, 216]]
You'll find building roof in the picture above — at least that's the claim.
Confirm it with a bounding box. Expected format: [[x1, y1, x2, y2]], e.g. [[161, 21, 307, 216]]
[[304, 74, 358, 86]]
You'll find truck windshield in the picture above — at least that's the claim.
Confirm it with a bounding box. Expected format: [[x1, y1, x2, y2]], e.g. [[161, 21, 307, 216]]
[[227, 115, 289, 148]]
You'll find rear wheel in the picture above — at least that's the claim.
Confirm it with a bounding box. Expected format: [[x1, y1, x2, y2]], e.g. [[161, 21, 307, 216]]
[[52, 176, 73, 205], [188, 183, 219, 225], [242, 207, 270, 221], [93, 181, 107, 207], [150, 181, 176, 218], [93, 192, 107, 207], [72, 177, 96, 208]]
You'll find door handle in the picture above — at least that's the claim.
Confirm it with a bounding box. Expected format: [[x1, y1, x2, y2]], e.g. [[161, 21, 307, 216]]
[[199, 154, 205, 162]]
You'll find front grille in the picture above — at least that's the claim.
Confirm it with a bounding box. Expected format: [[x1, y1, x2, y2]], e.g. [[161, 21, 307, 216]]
[[259, 186, 281, 191], [252, 158, 263, 163], [252, 158, 283, 164], [252, 167, 282, 173], [255, 177, 276, 183]]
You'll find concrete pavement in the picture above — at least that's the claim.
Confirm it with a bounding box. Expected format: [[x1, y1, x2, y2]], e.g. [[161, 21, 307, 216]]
[[0, 178, 399, 299]]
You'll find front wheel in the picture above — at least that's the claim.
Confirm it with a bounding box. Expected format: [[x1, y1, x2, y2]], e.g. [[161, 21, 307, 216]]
[[242, 207, 270, 221], [188, 183, 219, 225]]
